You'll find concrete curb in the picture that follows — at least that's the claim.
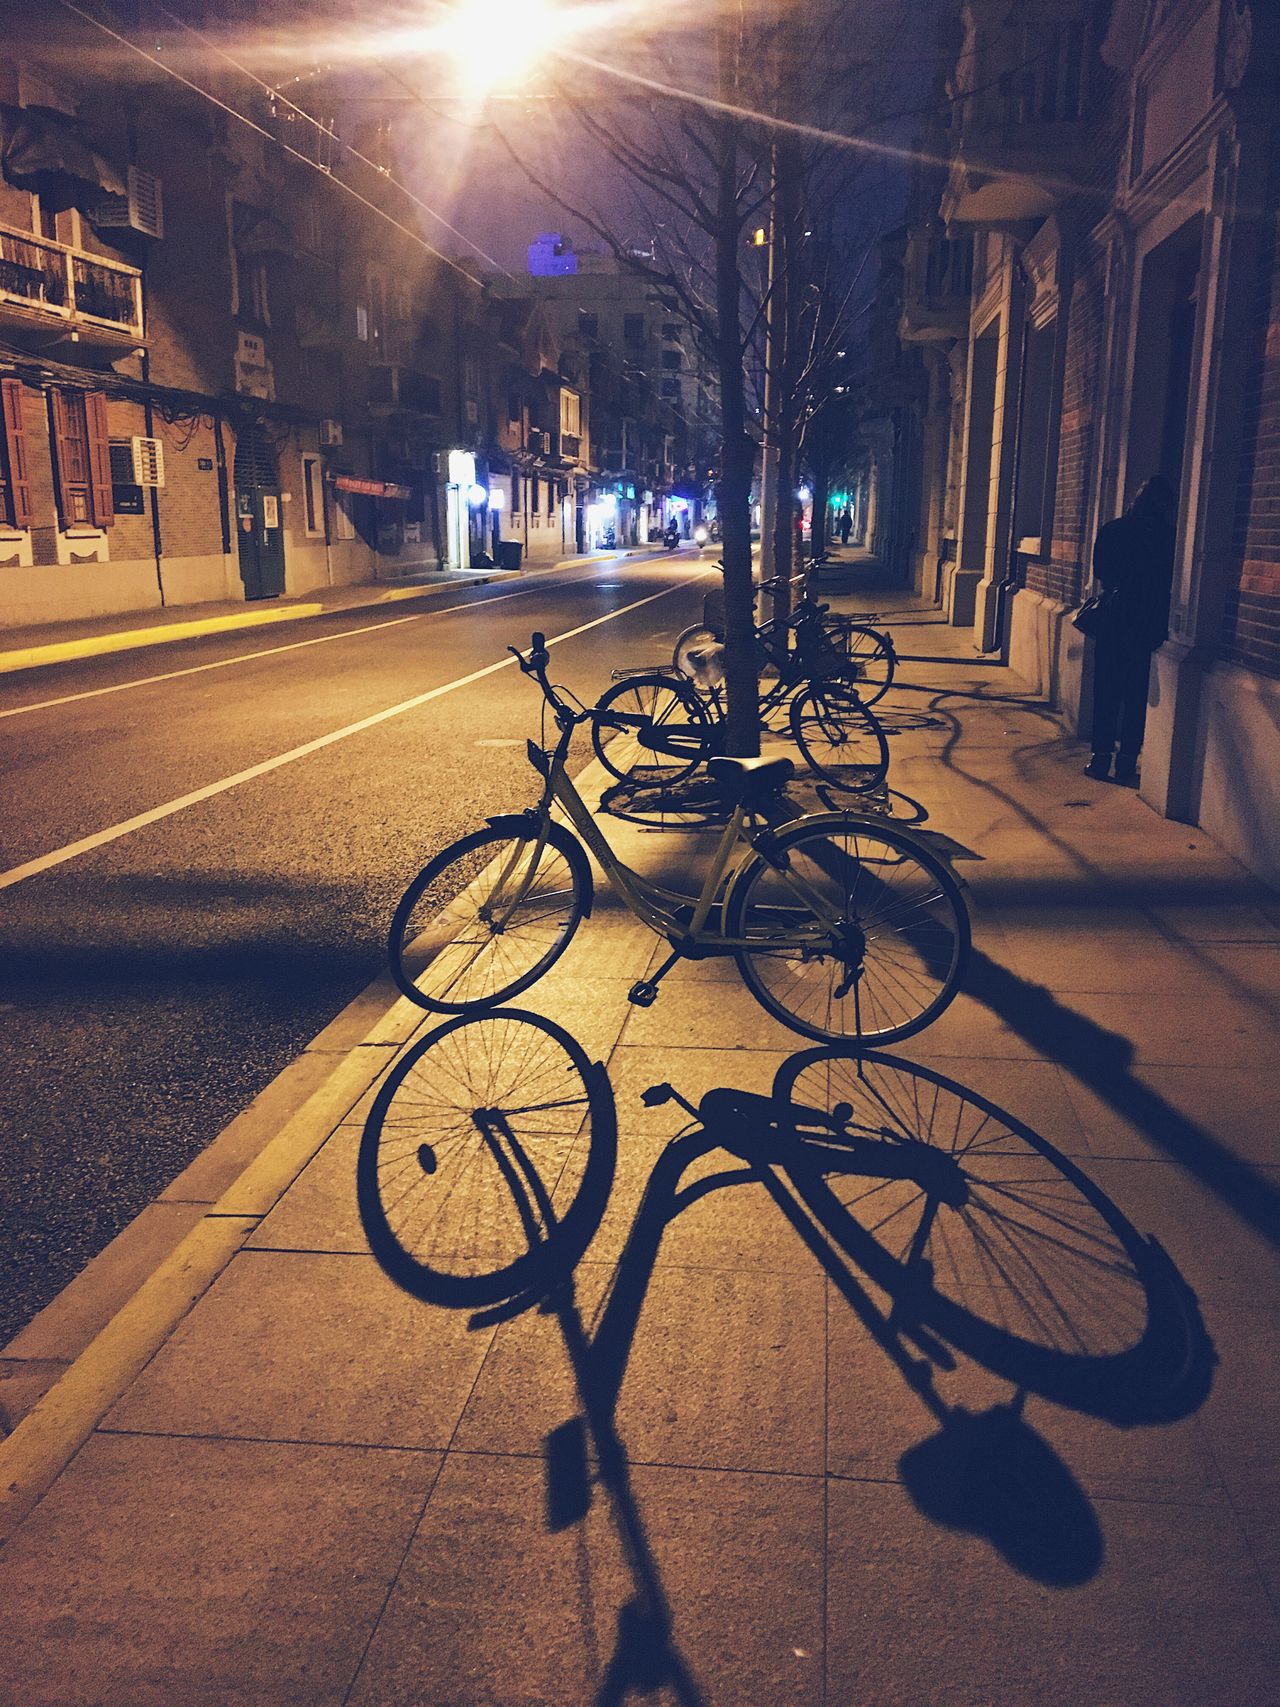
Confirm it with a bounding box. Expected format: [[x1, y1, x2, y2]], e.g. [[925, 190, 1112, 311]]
[[0, 749, 623, 1544]]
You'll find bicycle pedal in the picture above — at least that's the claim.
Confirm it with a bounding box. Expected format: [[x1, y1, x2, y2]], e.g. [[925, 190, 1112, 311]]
[[627, 980, 660, 1007]]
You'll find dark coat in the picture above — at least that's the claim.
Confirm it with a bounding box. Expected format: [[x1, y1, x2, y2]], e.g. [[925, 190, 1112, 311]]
[[1092, 510, 1175, 652]]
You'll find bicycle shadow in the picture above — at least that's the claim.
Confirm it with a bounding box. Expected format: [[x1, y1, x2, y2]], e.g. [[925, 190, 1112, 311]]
[[359, 1021, 1215, 1697]]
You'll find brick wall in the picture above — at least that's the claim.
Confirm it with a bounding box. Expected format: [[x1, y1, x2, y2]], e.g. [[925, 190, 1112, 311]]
[[1222, 129, 1280, 679], [1029, 255, 1105, 606]]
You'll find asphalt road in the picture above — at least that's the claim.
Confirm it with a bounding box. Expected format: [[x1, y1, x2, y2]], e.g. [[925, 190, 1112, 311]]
[[0, 551, 714, 1345]]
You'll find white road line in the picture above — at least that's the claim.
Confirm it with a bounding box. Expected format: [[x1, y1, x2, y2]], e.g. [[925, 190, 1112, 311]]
[[0, 572, 710, 892], [0, 584, 547, 722]]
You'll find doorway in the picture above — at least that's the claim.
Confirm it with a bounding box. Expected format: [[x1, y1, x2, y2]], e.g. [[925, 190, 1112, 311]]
[[1126, 217, 1203, 500], [233, 424, 285, 600]]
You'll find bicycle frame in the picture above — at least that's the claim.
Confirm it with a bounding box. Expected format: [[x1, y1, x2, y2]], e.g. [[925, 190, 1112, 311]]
[[516, 719, 849, 957]]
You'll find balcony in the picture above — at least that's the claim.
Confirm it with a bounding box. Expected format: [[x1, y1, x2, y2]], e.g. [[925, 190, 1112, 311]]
[[900, 226, 973, 343], [0, 223, 144, 347], [940, 13, 1090, 229]]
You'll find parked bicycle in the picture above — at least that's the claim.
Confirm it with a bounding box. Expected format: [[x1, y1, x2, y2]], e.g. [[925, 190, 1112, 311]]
[[591, 579, 891, 794], [674, 576, 898, 707], [388, 633, 969, 1047]]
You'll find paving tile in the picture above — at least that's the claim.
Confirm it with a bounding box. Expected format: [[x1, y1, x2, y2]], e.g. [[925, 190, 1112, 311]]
[[0, 1432, 438, 1706], [104, 1249, 495, 1450], [1060, 1062, 1280, 1168], [986, 927, 1207, 994], [1193, 1304, 1280, 1493], [621, 975, 803, 1052], [248, 1121, 365, 1252], [1081, 1158, 1280, 1311], [606, 1041, 793, 1137], [611, 1262, 826, 1474], [1047, 989, 1278, 1070], [825, 1477, 1280, 1707], [350, 1452, 825, 1707]]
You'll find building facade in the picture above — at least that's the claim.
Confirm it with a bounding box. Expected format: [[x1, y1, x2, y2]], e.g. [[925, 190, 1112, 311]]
[[890, 0, 1279, 885]]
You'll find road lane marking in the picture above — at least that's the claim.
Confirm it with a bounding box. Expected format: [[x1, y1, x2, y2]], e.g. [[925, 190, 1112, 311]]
[[0, 585, 549, 722], [0, 572, 711, 892]]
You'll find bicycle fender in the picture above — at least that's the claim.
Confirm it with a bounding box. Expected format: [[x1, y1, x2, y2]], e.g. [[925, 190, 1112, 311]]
[[483, 814, 595, 918]]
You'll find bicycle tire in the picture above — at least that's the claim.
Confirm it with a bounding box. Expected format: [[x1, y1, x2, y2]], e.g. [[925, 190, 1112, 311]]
[[828, 622, 895, 705], [358, 1009, 616, 1306], [789, 682, 890, 794], [389, 820, 586, 1013], [724, 813, 970, 1046], [768, 1048, 1208, 1421], [590, 672, 712, 785], [673, 623, 725, 689]]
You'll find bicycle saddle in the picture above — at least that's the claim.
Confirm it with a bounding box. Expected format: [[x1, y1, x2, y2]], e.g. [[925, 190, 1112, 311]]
[[708, 753, 794, 804]]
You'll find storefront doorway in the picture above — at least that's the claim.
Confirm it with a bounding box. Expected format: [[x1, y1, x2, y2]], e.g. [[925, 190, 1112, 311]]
[[233, 424, 284, 600]]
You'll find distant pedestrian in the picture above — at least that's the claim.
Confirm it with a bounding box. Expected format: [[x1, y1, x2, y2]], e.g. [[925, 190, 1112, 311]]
[[1083, 475, 1177, 784], [838, 507, 852, 546]]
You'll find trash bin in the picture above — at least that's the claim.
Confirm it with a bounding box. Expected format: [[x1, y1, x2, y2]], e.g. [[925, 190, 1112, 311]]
[[496, 540, 523, 570]]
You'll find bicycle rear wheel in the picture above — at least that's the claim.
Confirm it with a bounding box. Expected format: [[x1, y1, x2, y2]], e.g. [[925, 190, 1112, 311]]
[[358, 1010, 615, 1306], [591, 672, 711, 785], [389, 820, 586, 1012], [789, 682, 890, 794], [725, 815, 969, 1046], [829, 623, 894, 704]]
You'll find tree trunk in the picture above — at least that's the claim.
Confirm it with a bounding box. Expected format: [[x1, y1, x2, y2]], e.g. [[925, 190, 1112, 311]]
[[712, 101, 760, 757], [767, 140, 800, 625], [810, 464, 830, 561]]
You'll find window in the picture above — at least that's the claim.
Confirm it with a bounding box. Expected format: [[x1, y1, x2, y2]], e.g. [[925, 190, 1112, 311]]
[[578, 311, 598, 339], [368, 271, 386, 352], [660, 349, 681, 370], [464, 354, 479, 399], [623, 314, 644, 346], [333, 490, 357, 539], [0, 379, 33, 529], [559, 389, 581, 437], [355, 303, 369, 342], [235, 252, 270, 325], [301, 454, 326, 537], [108, 440, 145, 516], [662, 379, 682, 400], [50, 389, 113, 527], [661, 322, 681, 340]]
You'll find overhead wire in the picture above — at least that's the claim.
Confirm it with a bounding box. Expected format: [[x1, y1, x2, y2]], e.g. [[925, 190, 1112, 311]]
[[143, 0, 514, 278], [52, 0, 499, 287]]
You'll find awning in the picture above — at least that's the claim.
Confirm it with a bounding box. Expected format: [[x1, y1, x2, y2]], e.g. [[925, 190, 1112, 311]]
[[0, 104, 126, 195], [333, 475, 412, 500]]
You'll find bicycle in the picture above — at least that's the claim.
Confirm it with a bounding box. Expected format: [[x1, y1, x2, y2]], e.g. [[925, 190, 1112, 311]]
[[592, 581, 891, 795], [673, 576, 898, 708], [388, 632, 969, 1047]]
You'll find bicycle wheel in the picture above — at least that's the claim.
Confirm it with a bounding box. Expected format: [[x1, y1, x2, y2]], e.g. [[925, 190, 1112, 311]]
[[673, 623, 725, 689], [789, 682, 890, 794], [590, 672, 711, 785], [829, 622, 895, 705], [389, 820, 586, 1012], [724, 814, 970, 1046], [358, 1010, 616, 1306], [768, 1048, 1208, 1421]]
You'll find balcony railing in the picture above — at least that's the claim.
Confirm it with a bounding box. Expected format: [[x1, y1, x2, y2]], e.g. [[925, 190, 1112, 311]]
[[0, 224, 144, 342]]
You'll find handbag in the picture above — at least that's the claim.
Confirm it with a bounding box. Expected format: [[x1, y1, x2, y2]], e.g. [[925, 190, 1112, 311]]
[[1072, 587, 1116, 638]]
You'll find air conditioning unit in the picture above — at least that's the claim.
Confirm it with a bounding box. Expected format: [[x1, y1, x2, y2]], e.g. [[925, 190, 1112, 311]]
[[93, 167, 165, 240], [319, 418, 343, 447], [130, 435, 165, 486]]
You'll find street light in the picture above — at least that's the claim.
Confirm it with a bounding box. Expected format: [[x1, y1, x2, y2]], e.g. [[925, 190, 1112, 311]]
[[432, 0, 575, 97]]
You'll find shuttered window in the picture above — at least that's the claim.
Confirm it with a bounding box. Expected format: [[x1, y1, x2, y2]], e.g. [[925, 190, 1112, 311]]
[[50, 389, 114, 527], [0, 379, 33, 528]]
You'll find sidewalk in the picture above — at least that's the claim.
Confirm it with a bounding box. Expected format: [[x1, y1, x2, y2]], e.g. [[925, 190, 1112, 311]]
[[0, 544, 652, 677], [2, 571, 1279, 1704]]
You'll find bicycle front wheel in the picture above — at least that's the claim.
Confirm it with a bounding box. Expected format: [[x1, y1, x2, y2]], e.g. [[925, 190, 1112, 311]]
[[830, 622, 895, 704], [789, 682, 890, 794], [389, 820, 586, 1012], [590, 672, 711, 785], [725, 815, 969, 1045], [358, 1010, 615, 1306]]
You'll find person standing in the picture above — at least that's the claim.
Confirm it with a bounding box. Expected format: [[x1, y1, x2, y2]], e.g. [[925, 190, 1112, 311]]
[[838, 506, 852, 546], [1083, 474, 1177, 784]]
